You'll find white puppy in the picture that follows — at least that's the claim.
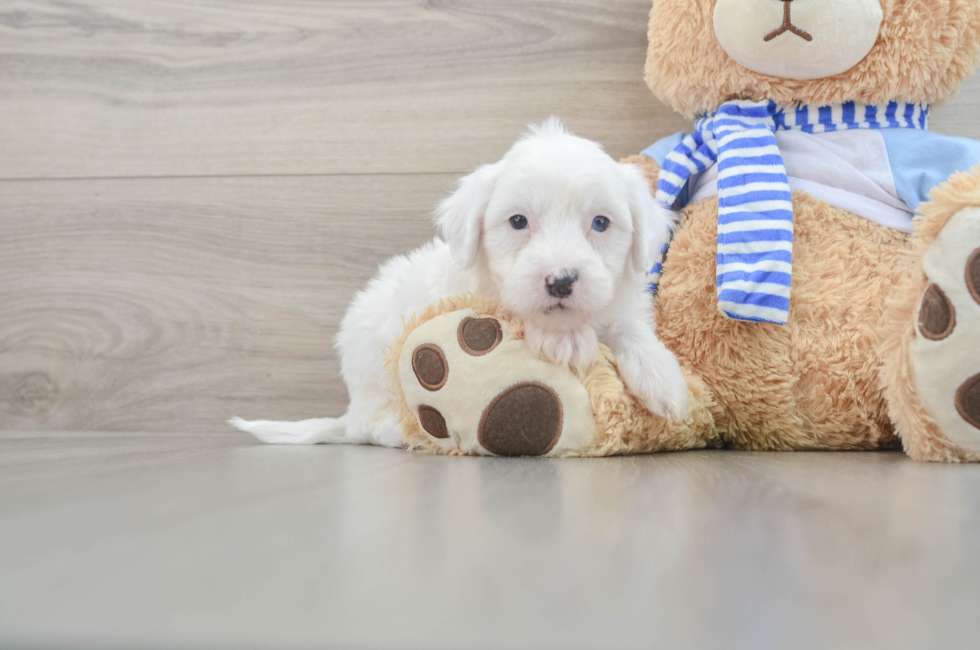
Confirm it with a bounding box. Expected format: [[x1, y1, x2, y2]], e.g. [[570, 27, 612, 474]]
[[232, 118, 688, 448]]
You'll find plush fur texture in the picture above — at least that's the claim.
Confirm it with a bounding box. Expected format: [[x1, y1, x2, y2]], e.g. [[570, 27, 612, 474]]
[[646, 0, 980, 119], [627, 155, 914, 451], [581, 348, 722, 457]]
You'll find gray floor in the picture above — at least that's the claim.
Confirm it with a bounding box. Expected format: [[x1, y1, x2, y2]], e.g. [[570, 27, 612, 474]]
[[2, 433, 980, 649]]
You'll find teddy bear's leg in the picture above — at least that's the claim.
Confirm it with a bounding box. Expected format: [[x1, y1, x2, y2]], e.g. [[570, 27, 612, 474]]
[[393, 301, 719, 457], [881, 166, 980, 462]]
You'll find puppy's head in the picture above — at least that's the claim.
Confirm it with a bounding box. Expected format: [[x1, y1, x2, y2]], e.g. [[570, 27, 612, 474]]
[[436, 118, 673, 330]]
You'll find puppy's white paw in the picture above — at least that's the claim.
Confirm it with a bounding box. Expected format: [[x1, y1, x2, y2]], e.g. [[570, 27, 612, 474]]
[[616, 346, 689, 420], [525, 325, 599, 375], [372, 416, 409, 449]]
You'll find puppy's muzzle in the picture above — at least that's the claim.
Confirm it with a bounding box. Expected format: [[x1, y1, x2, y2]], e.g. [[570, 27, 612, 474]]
[[546, 270, 579, 299]]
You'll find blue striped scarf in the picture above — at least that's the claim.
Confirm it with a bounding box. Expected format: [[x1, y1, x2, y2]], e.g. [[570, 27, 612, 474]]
[[654, 99, 929, 325]]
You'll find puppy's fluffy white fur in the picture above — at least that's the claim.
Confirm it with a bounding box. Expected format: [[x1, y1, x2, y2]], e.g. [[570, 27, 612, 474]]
[[231, 119, 688, 447]]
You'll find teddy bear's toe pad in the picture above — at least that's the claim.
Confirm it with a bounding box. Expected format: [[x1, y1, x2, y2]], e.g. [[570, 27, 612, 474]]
[[478, 382, 563, 456], [911, 207, 980, 450], [418, 405, 450, 439], [957, 373, 980, 430], [968, 248, 980, 304], [458, 317, 502, 355], [412, 345, 448, 391], [918, 285, 956, 340], [398, 309, 596, 456]]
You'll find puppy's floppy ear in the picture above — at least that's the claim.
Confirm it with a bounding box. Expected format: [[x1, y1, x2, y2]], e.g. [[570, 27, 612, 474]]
[[620, 162, 678, 274], [435, 162, 502, 269]]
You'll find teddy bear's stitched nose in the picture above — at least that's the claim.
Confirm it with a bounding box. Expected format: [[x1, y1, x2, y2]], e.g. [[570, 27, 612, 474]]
[[765, 0, 813, 42]]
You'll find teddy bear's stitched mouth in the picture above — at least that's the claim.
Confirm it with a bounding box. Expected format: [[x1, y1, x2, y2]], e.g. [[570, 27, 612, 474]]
[[764, 0, 813, 43]]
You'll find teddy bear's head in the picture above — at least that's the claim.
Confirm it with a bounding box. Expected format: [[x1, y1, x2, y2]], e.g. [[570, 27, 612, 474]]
[[646, 0, 980, 119]]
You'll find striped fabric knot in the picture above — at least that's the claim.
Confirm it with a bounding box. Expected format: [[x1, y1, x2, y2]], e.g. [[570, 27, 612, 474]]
[[654, 99, 930, 325]]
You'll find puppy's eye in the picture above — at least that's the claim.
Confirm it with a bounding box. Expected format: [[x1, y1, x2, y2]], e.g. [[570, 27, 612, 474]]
[[592, 216, 610, 232], [509, 215, 528, 230]]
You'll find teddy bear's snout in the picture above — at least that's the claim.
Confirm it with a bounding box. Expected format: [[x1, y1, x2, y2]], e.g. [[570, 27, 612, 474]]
[[713, 0, 882, 80], [764, 0, 813, 43]]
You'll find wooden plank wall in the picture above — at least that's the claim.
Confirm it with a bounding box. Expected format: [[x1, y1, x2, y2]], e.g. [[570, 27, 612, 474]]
[[2, 1, 979, 433]]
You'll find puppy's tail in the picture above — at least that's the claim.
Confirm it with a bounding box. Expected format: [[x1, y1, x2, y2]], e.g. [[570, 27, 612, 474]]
[[228, 416, 348, 445]]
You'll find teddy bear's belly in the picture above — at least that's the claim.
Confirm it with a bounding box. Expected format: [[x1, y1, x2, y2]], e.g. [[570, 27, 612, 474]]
[[655, 191, 913, 451]]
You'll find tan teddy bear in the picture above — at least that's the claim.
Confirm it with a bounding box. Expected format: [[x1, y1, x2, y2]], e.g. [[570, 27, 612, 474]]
[[392, 0, 980, 461]]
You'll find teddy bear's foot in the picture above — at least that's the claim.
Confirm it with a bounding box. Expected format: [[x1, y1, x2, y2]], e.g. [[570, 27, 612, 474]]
[[395, 307, 598, 457], [882, 168, 980, 462], [388, 296, 720, 458], [909, 205, 980, 454]]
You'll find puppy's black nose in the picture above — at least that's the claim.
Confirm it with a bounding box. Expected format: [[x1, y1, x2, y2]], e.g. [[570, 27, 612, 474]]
[[546, 270, 579, 298]]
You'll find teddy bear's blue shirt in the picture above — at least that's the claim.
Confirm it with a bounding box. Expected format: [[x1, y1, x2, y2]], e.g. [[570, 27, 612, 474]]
[[879, 129, 980, 215]]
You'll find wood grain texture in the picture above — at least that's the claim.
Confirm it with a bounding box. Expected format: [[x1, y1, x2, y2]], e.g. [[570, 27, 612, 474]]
[[0, 174, 451, 431], [1, 0, 980, 434], [0, 0, 688, 179]]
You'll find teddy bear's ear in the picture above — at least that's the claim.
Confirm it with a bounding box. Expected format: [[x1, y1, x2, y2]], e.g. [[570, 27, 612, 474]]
[[620, 162, 676, 274], [434, 162, 502, 269]]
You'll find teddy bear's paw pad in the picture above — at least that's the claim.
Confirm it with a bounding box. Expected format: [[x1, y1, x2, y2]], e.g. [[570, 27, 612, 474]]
[[478, 382, 563, 456], [910, 207, 980, 450], [398, 309, 595, 456]]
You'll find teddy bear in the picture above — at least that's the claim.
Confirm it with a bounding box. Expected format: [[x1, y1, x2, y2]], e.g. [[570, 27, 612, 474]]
[[391, 0, 980, 461]]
